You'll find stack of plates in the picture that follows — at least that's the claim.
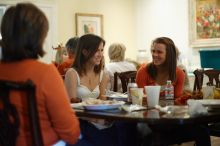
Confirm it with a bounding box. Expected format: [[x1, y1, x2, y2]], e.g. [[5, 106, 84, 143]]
[[107, 93, 127, 101], [197, 99, 220, 111]]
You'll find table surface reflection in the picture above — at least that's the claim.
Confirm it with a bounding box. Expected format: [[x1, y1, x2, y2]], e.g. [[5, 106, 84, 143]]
[[74, 105, 220, 126]]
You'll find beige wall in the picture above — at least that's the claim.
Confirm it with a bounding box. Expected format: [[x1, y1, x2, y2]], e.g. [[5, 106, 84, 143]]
[[0, 0, 137, 63], [56, 0, 137, 63], [3, 0, 206, 70], [0, 0, 57, 63], [136, 0, 220, 71]]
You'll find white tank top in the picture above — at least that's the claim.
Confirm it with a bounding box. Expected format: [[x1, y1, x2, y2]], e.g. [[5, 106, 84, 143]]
[[70, 68, 103, 100]]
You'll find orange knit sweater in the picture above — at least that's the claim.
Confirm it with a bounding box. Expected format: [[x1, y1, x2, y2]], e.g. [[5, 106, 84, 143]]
[[136, 64, 185, 98], [0, 59, 80, 146]]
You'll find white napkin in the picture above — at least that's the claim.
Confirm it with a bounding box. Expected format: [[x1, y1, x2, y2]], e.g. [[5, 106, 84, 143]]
[[187, 99, 208, 117], [155, 105, 173, 114], [121, 104, 147, 112]]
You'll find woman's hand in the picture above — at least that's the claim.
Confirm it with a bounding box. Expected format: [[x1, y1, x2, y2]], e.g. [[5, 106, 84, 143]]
[[99, 95, 107, 100], [70, 97, 82, 103]]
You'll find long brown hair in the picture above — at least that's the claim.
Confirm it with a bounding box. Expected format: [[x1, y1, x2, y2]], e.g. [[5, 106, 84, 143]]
[[73, 34, 105, 76], [1, 3, 48, 62], [147, 37, 177, 82]]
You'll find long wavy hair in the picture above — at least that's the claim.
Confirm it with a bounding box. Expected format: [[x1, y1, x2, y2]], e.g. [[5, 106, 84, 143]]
[[147, 37, 177, 82], [73, 34, 105, 76]]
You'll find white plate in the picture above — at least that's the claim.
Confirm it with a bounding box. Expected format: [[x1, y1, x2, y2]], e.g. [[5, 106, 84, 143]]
[[108, 94, 127, 101], [107, 93, 127, 101], [83, 101, 125, 111], [71, 103, 84, 109], [197, 99, 220, 108]]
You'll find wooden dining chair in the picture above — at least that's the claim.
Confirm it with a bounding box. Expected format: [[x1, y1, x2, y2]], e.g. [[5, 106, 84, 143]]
[[193, 69, 220, 91], [193, 69, 220, 137], [203, 69, 220, 87], [0, 79, 43, 146], [193, 69, 204, 96], [193, 69, 220, 99], [113, 71, 137, 93], [203, 69, 220, 137]]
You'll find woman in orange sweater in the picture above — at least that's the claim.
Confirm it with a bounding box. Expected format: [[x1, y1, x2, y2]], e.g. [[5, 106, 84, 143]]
[[136, 37, 185, 98], [136, 37, 210, 146], [0, 3, 80, 146]]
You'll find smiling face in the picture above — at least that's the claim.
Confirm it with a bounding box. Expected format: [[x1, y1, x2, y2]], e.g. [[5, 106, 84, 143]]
[[73, 34, 105, 75], [89, 42, 104, 65], [151, 43, 166, 66]]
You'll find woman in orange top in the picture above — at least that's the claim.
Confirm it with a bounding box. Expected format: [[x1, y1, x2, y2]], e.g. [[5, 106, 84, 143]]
[[58, 37, 79, 75], [0, 3, 80, 146], [136, 37, 185, 98], [136, 37, 211, 146]]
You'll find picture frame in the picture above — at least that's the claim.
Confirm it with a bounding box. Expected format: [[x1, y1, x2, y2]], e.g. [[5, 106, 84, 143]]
[[189, 0, 220, 48], [75, 13, 103, 37]]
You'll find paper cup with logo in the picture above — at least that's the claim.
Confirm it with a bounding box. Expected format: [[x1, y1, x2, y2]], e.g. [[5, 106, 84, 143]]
[[130, 88, 144, 105], [144, 86, 161, 108]]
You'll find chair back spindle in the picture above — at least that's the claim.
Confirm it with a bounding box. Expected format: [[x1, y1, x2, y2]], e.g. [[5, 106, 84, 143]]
[[193, 69, 204, 92], [113, 71, 137, 93], [0, 80, 43, 146]]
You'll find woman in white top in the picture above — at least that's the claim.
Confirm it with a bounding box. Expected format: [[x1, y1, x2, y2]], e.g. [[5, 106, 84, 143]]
[[105, 43, 136, 92], [65, 34, 109, 103], [65, 34, 122, 146]]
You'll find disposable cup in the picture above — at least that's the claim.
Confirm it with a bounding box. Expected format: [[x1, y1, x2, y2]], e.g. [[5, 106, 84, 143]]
[[130, 88, 144, 105], [144, 86, 161, 108]]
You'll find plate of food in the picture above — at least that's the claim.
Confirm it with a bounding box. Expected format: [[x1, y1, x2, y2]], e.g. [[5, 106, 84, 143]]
[[82, 98, 125, 111]]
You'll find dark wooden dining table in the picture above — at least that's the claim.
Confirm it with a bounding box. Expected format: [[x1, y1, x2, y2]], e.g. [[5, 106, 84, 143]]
[[73, 101, 220, 146], [74, 104, 220, 126]]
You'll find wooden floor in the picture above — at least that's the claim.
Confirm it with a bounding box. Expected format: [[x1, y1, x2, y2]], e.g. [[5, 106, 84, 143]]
[[179, 136, 220, 146]]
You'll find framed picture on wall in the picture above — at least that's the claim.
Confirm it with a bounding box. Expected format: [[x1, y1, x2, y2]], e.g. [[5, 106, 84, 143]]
[[189, 0, 220, 48], [75, 13, 103, 37]]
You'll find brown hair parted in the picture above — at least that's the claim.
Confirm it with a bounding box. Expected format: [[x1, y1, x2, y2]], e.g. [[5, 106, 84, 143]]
[[73, 34, 105, 75], [108, 43, 126, 62], [147, 37, 177, 81], [1, 3, 49, 62]]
